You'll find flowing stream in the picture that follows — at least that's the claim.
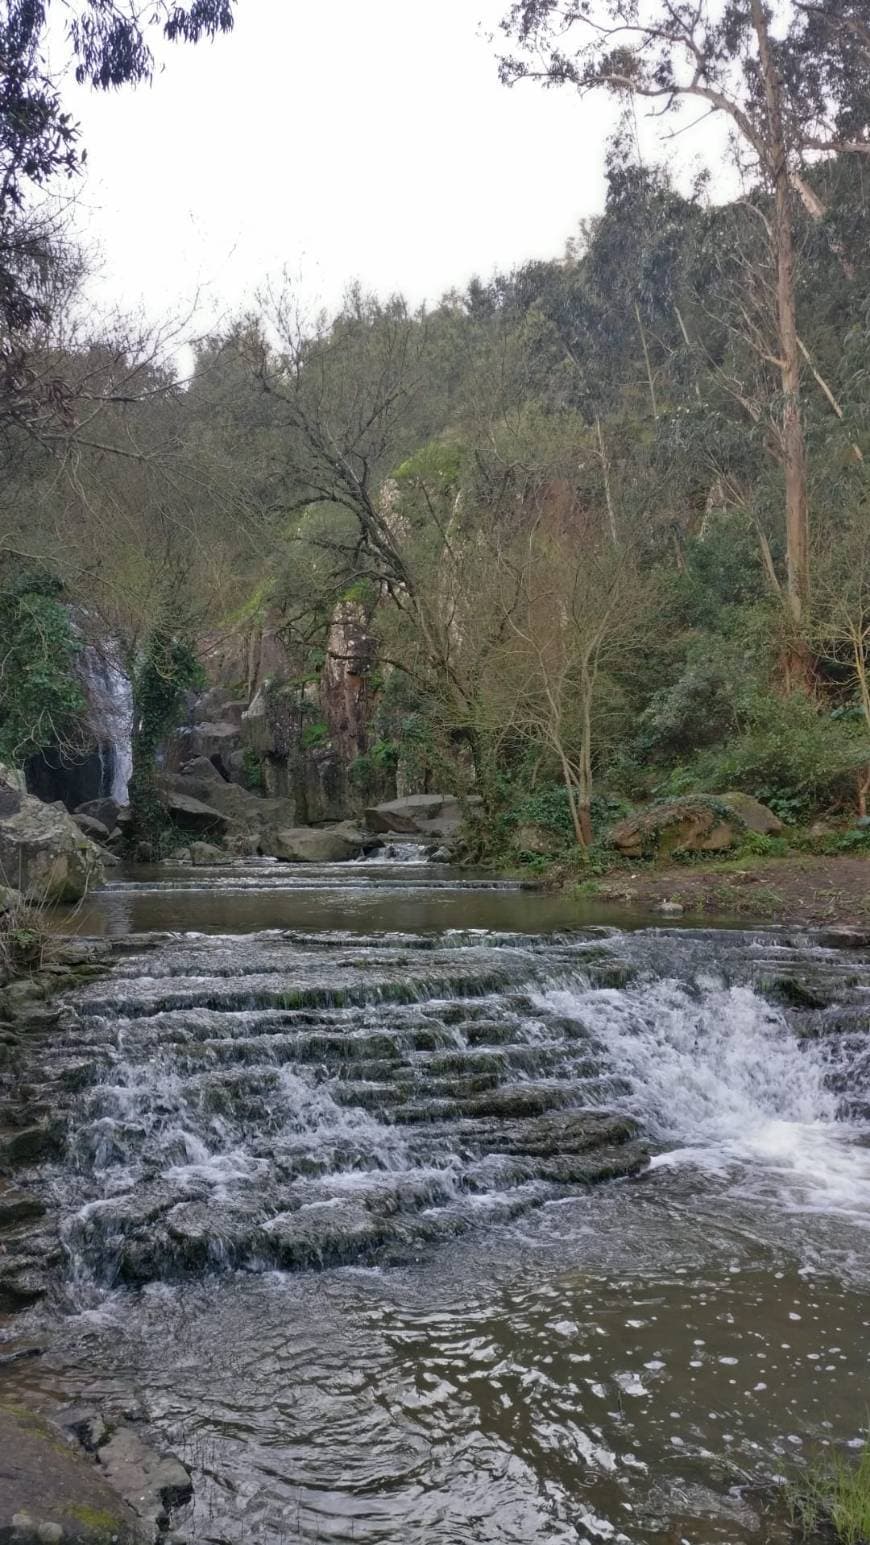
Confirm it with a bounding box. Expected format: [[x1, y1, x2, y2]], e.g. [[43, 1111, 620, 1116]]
[[3, 854, 870, 1542]]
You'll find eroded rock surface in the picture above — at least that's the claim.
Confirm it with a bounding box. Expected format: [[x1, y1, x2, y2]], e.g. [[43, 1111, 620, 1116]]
[[0, 1403, 145, 1543], [0, 779, 104, 902]]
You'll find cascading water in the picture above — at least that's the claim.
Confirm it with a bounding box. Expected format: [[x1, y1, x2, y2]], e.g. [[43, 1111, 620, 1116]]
[[533, 972, 870, 1218], [4, 869, 870, 1545], [79, 641, 133, 803]]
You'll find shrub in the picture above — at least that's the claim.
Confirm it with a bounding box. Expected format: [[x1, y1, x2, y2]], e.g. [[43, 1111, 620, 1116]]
[[0, 894, 58, 982], [695, 694, 870, 822]]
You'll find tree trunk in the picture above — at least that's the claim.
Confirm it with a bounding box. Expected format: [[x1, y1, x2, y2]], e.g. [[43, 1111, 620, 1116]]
[[751, 0, 811, 670]]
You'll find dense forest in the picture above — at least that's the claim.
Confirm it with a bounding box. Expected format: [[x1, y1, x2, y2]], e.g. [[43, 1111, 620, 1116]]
[[3, 0, 870, 871]]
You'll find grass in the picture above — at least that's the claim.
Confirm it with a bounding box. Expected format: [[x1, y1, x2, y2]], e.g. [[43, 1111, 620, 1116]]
[[0, 889, 62, 983], [786, 1441, 870, 1544]]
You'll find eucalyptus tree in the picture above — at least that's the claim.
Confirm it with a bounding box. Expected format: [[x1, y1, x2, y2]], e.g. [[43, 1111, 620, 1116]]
[[499, 0, 870, 638]]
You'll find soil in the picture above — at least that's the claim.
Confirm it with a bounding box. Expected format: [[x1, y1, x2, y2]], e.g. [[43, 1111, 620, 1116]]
[[585, 853, 870, 929]]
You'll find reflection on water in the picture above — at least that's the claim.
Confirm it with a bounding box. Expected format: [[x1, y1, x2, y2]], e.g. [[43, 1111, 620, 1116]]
[[59, 857, 727, 937], [5, 858, 870, 1543]]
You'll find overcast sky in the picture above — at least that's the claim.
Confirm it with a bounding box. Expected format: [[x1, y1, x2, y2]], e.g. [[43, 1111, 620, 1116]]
[[61, 0, 729, 339], [61, 0, 632, 332]]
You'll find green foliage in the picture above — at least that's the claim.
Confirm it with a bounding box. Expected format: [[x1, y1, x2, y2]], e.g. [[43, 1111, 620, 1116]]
[[695, 696, 870, 823], [129, 631, 204, 839], [0, 576, 85, 764], [301, 721, 329, 750], [241, 747, 264, 790], [511, 785, 576, 836], [786, 1439, 870, 1545], [348, 739, 400, 797]]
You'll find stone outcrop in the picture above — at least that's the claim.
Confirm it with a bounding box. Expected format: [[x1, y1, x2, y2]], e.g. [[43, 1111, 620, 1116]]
[[162, 790, 231, 836], [364, 794, 481, 840], [270, 825, 369, 863], [0, 1402, 146, 1542], [320, 600, 378, 765], [0, 778, 104, 902], [75, 798, 120, 831], [717, 791, 783, 835], [189, 841, 224, 865], [608, 796, 746, 859]]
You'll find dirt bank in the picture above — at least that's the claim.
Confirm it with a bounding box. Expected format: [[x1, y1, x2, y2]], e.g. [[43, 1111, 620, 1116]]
[[582, 853, 870, 929]]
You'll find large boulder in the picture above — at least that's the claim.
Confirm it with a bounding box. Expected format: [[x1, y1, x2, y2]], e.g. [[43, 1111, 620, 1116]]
[[608, 797, 745, 859], [364, 794, 482, 838], [161, 773, 298, 852], [717, 791, 783, 835], [75, 798, 119, 831], [189, 840, 225, 865], [162, 790, 231, 836], [178, 754, 227, 784], [172, 719, 241, 772], [0, 782, 104, 902], [73, 813, 111, 842], [271, 826, 367, 863]]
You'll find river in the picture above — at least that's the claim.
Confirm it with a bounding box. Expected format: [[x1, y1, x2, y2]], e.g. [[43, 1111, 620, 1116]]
[[3, 852, 870, 1543]]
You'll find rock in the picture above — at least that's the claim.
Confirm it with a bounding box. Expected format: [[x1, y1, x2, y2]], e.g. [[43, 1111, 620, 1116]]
[[717, 791, 783, 835], [0, 764, 27, 794], [188, 841, 224, 866], [364, 794, 482, 838], [162, 791, 230, 835], [0, 1189, 46, 1227], [270, 827, 365, 863], [72, 815, 110, 842], [817, 927, 870, 950], [608, 797, 744, 859], [174, 720, 241, 769], [654, 899, 684, 915], [0, 1401, 145, 1542], [512, 822, 560, 856], [96, 1426, 192, 1537], [74, 799, 119, 832], [93, 845, 121, 868], [0, 780, 104, 903], [0, 979, 45, 1014], [62, 1411, 109, 1455], [178, 756, 226, 784], [0, 884, 23, 914], [0, 1123, 63, 1167]]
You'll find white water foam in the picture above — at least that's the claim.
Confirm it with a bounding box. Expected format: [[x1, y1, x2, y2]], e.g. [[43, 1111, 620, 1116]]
[[533, 977, 870, 1220]]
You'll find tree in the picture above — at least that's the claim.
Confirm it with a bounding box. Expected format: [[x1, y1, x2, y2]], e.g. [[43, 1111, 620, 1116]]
[[499, 0, 870, 640], [0, 0, 235, 332], [813, 509, 870, 814], [496, 508, 650, 849]]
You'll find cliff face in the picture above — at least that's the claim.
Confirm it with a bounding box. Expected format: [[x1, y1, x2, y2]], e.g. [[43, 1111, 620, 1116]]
[[320, 601, 377, 767], [168, 601, 394, 823]]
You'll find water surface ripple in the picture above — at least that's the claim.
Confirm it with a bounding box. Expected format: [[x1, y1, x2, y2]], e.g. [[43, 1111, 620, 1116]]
[[5, 856, 870, 1543]]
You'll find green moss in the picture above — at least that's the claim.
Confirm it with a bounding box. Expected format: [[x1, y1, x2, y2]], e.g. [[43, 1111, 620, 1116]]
[[62, 1502, 126, 1535]]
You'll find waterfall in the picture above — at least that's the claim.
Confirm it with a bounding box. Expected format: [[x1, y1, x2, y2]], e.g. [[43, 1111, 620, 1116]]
[[533, 974, 870, 1217], [79, 641, 133, 804]]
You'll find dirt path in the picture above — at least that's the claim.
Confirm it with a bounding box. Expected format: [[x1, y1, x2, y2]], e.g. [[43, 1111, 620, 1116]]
[[585, 853, 870, 930]]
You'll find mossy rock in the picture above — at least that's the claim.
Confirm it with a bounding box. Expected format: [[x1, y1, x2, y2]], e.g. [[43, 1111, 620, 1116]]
[[0, 1403, 146, 1541], [608, 796, 746, 859]]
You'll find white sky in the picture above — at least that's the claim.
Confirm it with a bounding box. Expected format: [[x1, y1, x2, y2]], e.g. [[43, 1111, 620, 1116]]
[[61, 0, 729, 337], [62, 0, 629, 332]]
